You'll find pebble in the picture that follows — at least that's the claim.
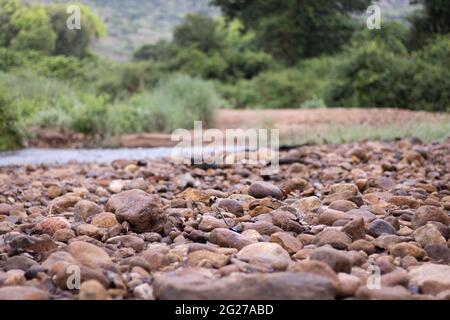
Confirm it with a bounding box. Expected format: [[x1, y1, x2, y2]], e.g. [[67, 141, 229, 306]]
[[310, 247, 352, 273], [105, 190, 166, 232], [0, 286, 49, 300], [409, 264, 450, 295], [269, 232, 303, 255], [91, 212, 119, 228], [236, 242, 291, 271], [79, 280, 110, 300], [367, 219, 396, 238], [314, 228, 352, 250], [248, 181, 284, 200], [36, 217, 71, 236], [412, 206, 450, 229], [209, 228, 256, 250]]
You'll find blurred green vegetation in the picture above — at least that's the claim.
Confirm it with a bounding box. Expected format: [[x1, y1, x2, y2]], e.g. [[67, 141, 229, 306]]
[[0, 0, 449, 150]]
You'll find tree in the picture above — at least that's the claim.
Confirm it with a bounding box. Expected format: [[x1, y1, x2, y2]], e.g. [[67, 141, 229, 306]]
[[212, 0, 371, 64], [46, 4, 106, 57], [133, 40, 175, 61], [9, 4, 56, 54], [0, 0, 22, 47], [413, 0, 450, 33], [173, 13, 226, 53]]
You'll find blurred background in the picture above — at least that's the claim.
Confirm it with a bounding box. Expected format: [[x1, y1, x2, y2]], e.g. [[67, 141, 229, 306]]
[[0, 0, 449, 151]]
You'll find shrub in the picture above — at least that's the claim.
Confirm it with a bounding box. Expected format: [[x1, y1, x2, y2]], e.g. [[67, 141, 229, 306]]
[[301, 96, 327, 109], [327, 41, 413, 108], [0, 86, 23, 150], [410, 37, 450, 111], [32, 107, 73, 129], [120, 74, 226, 133]]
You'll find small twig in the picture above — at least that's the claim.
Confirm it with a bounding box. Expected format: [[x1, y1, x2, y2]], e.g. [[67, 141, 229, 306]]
[[214, 206, 232, 230]]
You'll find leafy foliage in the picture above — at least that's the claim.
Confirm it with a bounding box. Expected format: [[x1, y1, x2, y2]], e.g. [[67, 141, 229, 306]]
[[47, 3, 106, 57], [212, 0, 371, 63]]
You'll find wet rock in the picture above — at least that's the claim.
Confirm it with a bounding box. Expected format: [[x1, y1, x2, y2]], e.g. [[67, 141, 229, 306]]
[[412, 206, 450, 229], [74, 200, 103, 222], [153, 268, 337, 300], [367, 219, 396, 238], [236, 242, 291, 271], [248, 181, 284, 200], [106, 189, 166, 233]]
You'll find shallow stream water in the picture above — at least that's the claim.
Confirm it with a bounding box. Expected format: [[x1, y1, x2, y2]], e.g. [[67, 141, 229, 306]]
[[0, 148, 174, 166]]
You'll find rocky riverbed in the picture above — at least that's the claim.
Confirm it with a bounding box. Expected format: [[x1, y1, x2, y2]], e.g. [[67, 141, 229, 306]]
[[1, 138, 450, 300]]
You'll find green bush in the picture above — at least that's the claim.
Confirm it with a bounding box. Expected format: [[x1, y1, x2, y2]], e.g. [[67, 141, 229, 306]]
[[32, 107, 73, 129], [94, 61, 166, 99], [130, 74, 225, 132], [327, 41, 413, 108], [410, 37, 450, 111], [223, 67, 329, 109], [0, 86, 23, 150], [301, 96, 327, 109]]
